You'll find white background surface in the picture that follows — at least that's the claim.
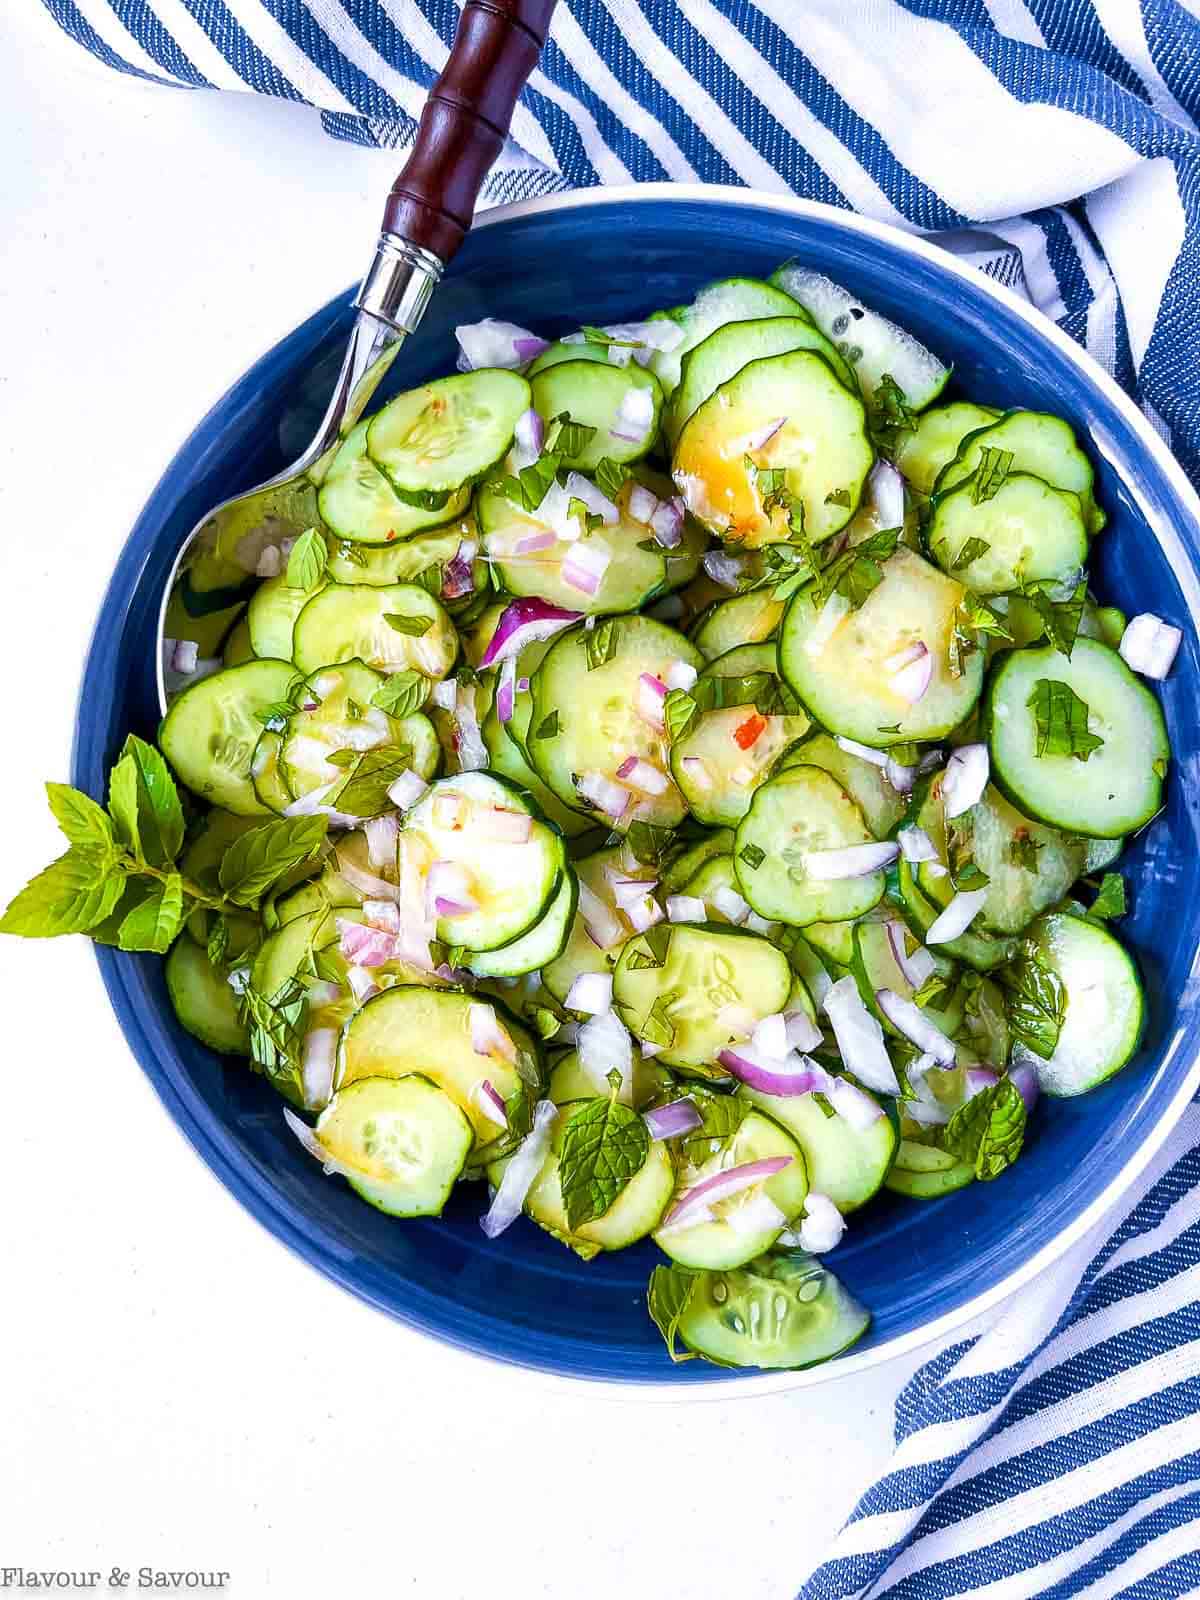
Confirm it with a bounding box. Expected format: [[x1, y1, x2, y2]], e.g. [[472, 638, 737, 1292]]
[[0, 10, 1000, 1596]]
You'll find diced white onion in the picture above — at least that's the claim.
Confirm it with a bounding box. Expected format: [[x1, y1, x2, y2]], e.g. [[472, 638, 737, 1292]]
[[897, 824, 938, 863], [564, 471, 620, 526], [711, 885, 751, 925], [386, 770, 428, 811], [469, 1002, 517, 1062], [797, 1192, 846, 1254], [823, 976, 899, 1095], [577, 770, 630, 818], [835, 735, 890, 769], [925, 888, 988, 944], [562, 539, 612, 596], [578, 1007, 634, 1101], [803, 592, 851, 657], [480, 1101, 558, 1238], [614, 755, 669, 795], [751, 1012, 789, 1060], [1119, 612, 1182, 679], [665, 660, 698, 691], [301, 1028, 337, 1111], [666, 894, 706, 923], [578, 881, 625, 949], [869, 459, 905, 529], [702, 549, 745, 590], [565, 972, 613, 1015], [942, 743, 989, 819], [625, 894, 664, 933], [875, 988, 957, 1065]]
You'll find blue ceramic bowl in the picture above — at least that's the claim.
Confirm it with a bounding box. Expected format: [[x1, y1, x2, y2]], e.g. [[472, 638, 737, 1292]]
[[76, 189, 1200, 1391]]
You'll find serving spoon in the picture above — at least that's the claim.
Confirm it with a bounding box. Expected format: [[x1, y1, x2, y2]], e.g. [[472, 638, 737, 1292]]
[[155, 0, 557, 714]]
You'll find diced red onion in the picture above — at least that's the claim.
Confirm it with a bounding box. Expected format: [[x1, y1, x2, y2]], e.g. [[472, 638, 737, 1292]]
[[889, 642, 932, 704], [301, 1027, 337, 1110], [925, 887, 988, 944], [739, 417, 787, 454], [876, 988, 957, 1065], [431, 678, 458, 712], [636, 672, 668, 729], [614, 755, 669, 796], [711, 884, 751, 925], [171, 638, 200, 674], [496, 657, 517, 725], [478, 807, 533, 844], [284, 1106, 361, 1182], [725, 1191, 788, 1239], [835, 736, 890, 769], [455, 684, 489, 773], [337, 917, 400, 969], [334, 851, 401, 903], [578, 1007, 633, 1101], [887, 919, 936, 989], [363, 898, 401, 933], [751, 1012, 789, 1060], [640, 1039, 663, 1059], [564, 471, 620, 526], [442, 542, 476, 600], [884, 641, 925, 674], [886, 756, 918, 794], [283, 785, 359, 830], [827, 1077, 883, 1131], [703, 549, 744, 590], [469, 1002, 518, 1062], [562, 539, 612, 596], [628, 484, 660, 524], [609, 385, 655, 444], [666, 894, 706, 923], [804, 592, 851, 657], [644, 1099, 703, 1141], [965, 1067, 1000, 1100], [428, 860, 478, 919], [797, 1191, 845, 1254], [456, 318, 544, 372], [824, 976, 899, 1095], [512, 530, 557, 556], [346, 965, 380, 1004], [626, 895, 664, 934], [478, 597, 583, 670], [679, 756, 713, 790], [578, 881, 624, 949], [256, 544, 281, 578], [1120, 612, 1182, 680], [803, 841, 899, 880], [784, 1009, 823, 1053], [363, 812, 400, 870], [869, 459, 905, 529], [604, 318, 685, 365], [897, 824, 939, 864], [665, 659, 698, 692], [434, 961, 474, 987], [658, 1204, 716, 1234], [385, 770, 427, 812], [607, 872, 658, 912], [942, 743, 989, 819], [578, 770, 630, 818], [480, 1100, 558, 1238], [512, 407, 545, 469], [663, 1156, 794, 1229], [718, 1045, 827, 1098], [565, 972, 613, 1015], [650, 496, 685, 548], [475, 1078, 509, 1130], [1009, 1061, 1041, 1112]]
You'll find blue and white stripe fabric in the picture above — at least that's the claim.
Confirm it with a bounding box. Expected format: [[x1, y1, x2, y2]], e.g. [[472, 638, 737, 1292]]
[[40, 3, 1200, 1594]]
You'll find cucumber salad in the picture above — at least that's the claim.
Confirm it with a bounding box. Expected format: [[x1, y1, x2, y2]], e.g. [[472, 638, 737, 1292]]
[[5, 265, 1184, 1374]]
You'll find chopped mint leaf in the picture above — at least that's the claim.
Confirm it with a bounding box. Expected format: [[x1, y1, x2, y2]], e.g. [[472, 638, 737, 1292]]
[[239, 975, 308, 1107], [593, 458, 629, 502], [585, 617, 620, 671], [557, 1096, 650, 1229], [1023, 578, 1087, 660], [337, 540, 367, 568], [371, 670, 431, 718], [535, 710, 560, 739], [1007, 832, 1044, 872], [647, 1264, 700, 1363], [626, 820, 675, 868], [1027, 679, 1104, 761], [1001, 942, 1066, 1060], [739, 842, 765, 870], [329, 748, 415, 818], [640, 992, 678, 1049], [544, 412, 598, 457], [285, 527, 328, 591], [969, 446, 1013, 505], [383, 612, 433, 637], [218, 816, 329, 907], [950, 536, 991, 571], [944, 1077, 1026, 1180], [824, 488, 852, 508], [1090, 872, 1127, 921]]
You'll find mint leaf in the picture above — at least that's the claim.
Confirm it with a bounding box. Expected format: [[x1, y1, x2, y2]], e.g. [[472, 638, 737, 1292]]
[[647, 1264, 700, 1363], [384, 612, 433, 638], [1027, 679, 1104, 761], [593, 458, 629, 502], [625, 820, 674, 867], [0, 847, 126, 938], [337, 540, 367, 568], [664, 688, 698, 743], [681, 1091, 749, 1164], [580, 325, 642, 350], [869, 373, 916, 455], [824, 488, 852, 508], [739, 842, 765, 870], [624, 923, 673, 971], [108, 734, 186, 866], [285, 528, 328, 591], [944, 1077, 1026, 1180], [585, 617, 620, 671], [46, 782, 116, 852], [544, 411, 598, 457], [207, 914, 231, 969], [371, 670, 430, 718], [1001, 942, 1066, 1060], [218, 816, 328, 906], [117, 872, 185, 953], [970, 446, 1013, 505], [949, 536, 991, 571], [535, 710, 560, 739], [1023, 578, 1087, 660], [640, 991, 678, 1048], [1007, 832, 1044, 872], [912, 970, 954, 1009], [557, 1097, 650, 1229], [331, 747, 414, 818], [1090, 871, 1127, 920], [816, 525, 901, 610], [239, 976, 308, 1105]]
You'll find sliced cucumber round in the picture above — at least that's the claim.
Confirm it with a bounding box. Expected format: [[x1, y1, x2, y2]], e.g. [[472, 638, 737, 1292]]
[[247, 573, 327, 660], [690, 589, 785, 660], [366, 370, 530, 500], [547, 1050, 672, 1108], [251, 729, 294, 814], [660, 829, 736, 893], [673, 349, 872, 547], [1028, 911, 1144, 1096], [278, 660, 438, 804], [529, 360, 663, 469], [928, 472, 1088, 595], [668, 1252, 870, 1370], [160, 659, 299, 815], [894, 402, 1000, 495], [525, 341, 613, 377], [739, 1083, 896, 1214], [319, 420, 471, 546], [324, 517, 476, 586], [314, 1074, 473, 1217], [984, 639, 1168, 837], [221, 616, 256, 667], [481, 701, 591, 838], [885, 1139, 975, 1198], [291, 582, 458, 680], [779, 547, 984, 745], [166, 937, 250, 1055], [733, 765, 884, 927], [466, 867, 577, 979], [935, 410, 1104, 533], [646, 276, 806, 398], [776, 731, 906, 838]]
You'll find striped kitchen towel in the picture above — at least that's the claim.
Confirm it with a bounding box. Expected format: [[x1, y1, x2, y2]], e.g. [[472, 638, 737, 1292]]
[[38, 2, 1200, 1595]]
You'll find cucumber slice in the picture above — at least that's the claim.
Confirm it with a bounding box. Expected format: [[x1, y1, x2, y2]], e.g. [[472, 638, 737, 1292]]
[[669, 643, 810, 826], [525, 341, 613, 377], [927, 473, 1087, 596], [501, 634, 557, 761], [338, 985, 539, 1152], [1028, 911, 1144, 1095], [779, 547, 984, 746], [489, 1097, 675, 1258], [405, 772, 566, 951], [291, 582, 458, 680], [851, 919, 963, 1037], [690, 590, 785, 660], [733, 766, 885, 927], [529, 361, 663, 469], [612, 924, 792, 1072], [681, 854, 752, 924], [652, 1104, 807, 1270], [548, 1050, 671, 1108], [646, 276, 806, 398], [250, 729, 293, 814], [777, 732, 906, 837], [366, 370, 530, 500], [896, 859, 1017, 972], [673, 350, 873, 547], [739, 1082, 897, 1213], [478, 469, 701, 616], [247, 574, 327, 660], [669, 315, 854, 445], [160, 659, 299, 816], [324, 518, 476, 586], [935, 411, 1105, 533], [1085, 836, 1123, 873], [768, 263, 950, 412], [798, 919, 855, 970], [221, 616, 256, 667], [466, 868, 577, 979], [660, 830, 736, 893], [984, 639, 1168, 837], [319, 421, 471, 546], [668, 1252, 870, 1370], [166, 938, 250, 1055], [915, 777, 1087, 936], [542, 846, 633, 1003], [252, 906, 344, 1004], [528, 616, 702, 829], [482, 702, 591, 838], [885, 1139, 975, 1198], [279, 660, 438, 803], [313, 1074, 473, 1218], [894, 402, 1001, 495]]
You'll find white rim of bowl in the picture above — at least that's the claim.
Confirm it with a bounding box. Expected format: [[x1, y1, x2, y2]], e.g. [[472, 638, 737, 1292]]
[[155, 184, 1200, 1401]]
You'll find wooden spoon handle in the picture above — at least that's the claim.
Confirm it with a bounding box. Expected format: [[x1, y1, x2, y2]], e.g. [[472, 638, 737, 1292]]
[[382, 0, 558, 264]]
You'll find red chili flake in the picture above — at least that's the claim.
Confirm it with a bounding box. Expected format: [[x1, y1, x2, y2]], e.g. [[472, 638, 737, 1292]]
[[734, 713, 767, 750], [386, 530, 397, 542]]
